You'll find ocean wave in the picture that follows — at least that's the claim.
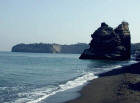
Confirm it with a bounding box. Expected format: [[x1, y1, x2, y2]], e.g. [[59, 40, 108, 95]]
[[14, 72, 98, 103]]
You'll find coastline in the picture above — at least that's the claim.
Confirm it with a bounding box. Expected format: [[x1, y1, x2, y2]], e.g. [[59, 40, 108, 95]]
[[66, 62, 140, 103]]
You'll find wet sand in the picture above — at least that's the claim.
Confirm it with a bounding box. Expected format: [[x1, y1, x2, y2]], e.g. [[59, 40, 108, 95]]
[[66, 62, 140, 103]]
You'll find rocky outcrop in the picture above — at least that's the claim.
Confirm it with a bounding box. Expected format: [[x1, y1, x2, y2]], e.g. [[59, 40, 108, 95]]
[[80, 22, 131, 60], [136, 54, 140, 61], [11, 43, 89, 54]]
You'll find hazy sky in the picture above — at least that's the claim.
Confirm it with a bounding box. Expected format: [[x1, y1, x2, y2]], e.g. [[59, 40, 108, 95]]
[[0, 0, 140, 51]]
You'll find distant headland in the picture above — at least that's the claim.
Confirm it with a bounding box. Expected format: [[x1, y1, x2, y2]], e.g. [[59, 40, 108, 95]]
[[11, 43, 89, 54]]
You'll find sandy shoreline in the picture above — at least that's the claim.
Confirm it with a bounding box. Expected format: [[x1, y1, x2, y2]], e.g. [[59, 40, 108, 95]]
[[66, 62, 140, 103]]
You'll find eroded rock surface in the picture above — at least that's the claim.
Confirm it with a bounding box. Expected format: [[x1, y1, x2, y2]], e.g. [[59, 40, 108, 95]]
[[80, 22, 131, 60]]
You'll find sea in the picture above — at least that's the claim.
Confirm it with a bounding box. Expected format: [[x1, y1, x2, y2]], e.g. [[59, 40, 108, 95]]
[[0, 52, 137, 103]]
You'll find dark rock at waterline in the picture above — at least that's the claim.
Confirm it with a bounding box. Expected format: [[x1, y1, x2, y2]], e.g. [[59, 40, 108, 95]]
[[131, 43, 140, 54], [136, 53, 140, 61], [80, 22, 131, 60], [132, 45, 140, 61]]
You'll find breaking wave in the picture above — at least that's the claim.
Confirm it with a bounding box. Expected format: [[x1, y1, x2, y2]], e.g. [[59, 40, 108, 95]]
[[14, 72, 98, 103]]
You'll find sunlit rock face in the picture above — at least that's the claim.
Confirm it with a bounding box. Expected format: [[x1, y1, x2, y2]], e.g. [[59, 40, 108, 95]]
[[80, 22, 131, 60]]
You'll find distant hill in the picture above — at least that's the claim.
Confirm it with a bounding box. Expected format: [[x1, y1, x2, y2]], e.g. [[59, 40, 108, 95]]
[[11, 43, 140, 55], [11, 43, 89, 54]]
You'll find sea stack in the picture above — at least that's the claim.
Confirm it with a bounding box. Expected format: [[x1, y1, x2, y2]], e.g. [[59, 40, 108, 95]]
[[80, 22, 131, 60]]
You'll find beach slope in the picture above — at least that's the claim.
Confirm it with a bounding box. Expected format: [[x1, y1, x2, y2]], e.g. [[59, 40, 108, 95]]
[[67, 62, 140, 103]]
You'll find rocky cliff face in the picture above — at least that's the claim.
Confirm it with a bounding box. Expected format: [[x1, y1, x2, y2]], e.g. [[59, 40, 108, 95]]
[[80, 22, 131, 60]]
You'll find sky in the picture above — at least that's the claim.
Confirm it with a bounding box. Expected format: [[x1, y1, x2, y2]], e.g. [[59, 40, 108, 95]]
[[0, 0, 140, 51]]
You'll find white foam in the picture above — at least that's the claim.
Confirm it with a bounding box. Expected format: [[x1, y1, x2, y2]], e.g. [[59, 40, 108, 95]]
[[129, 60, 138, 64], [59, 72, 96, 91], [14, 72, 97, 103]]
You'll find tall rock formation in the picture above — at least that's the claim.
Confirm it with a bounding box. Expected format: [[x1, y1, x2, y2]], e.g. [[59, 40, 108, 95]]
[[80, 22, 131, 60]]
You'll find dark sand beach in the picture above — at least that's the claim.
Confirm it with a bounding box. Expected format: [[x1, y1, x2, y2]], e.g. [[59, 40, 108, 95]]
[[66, 62, 140, 103]]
